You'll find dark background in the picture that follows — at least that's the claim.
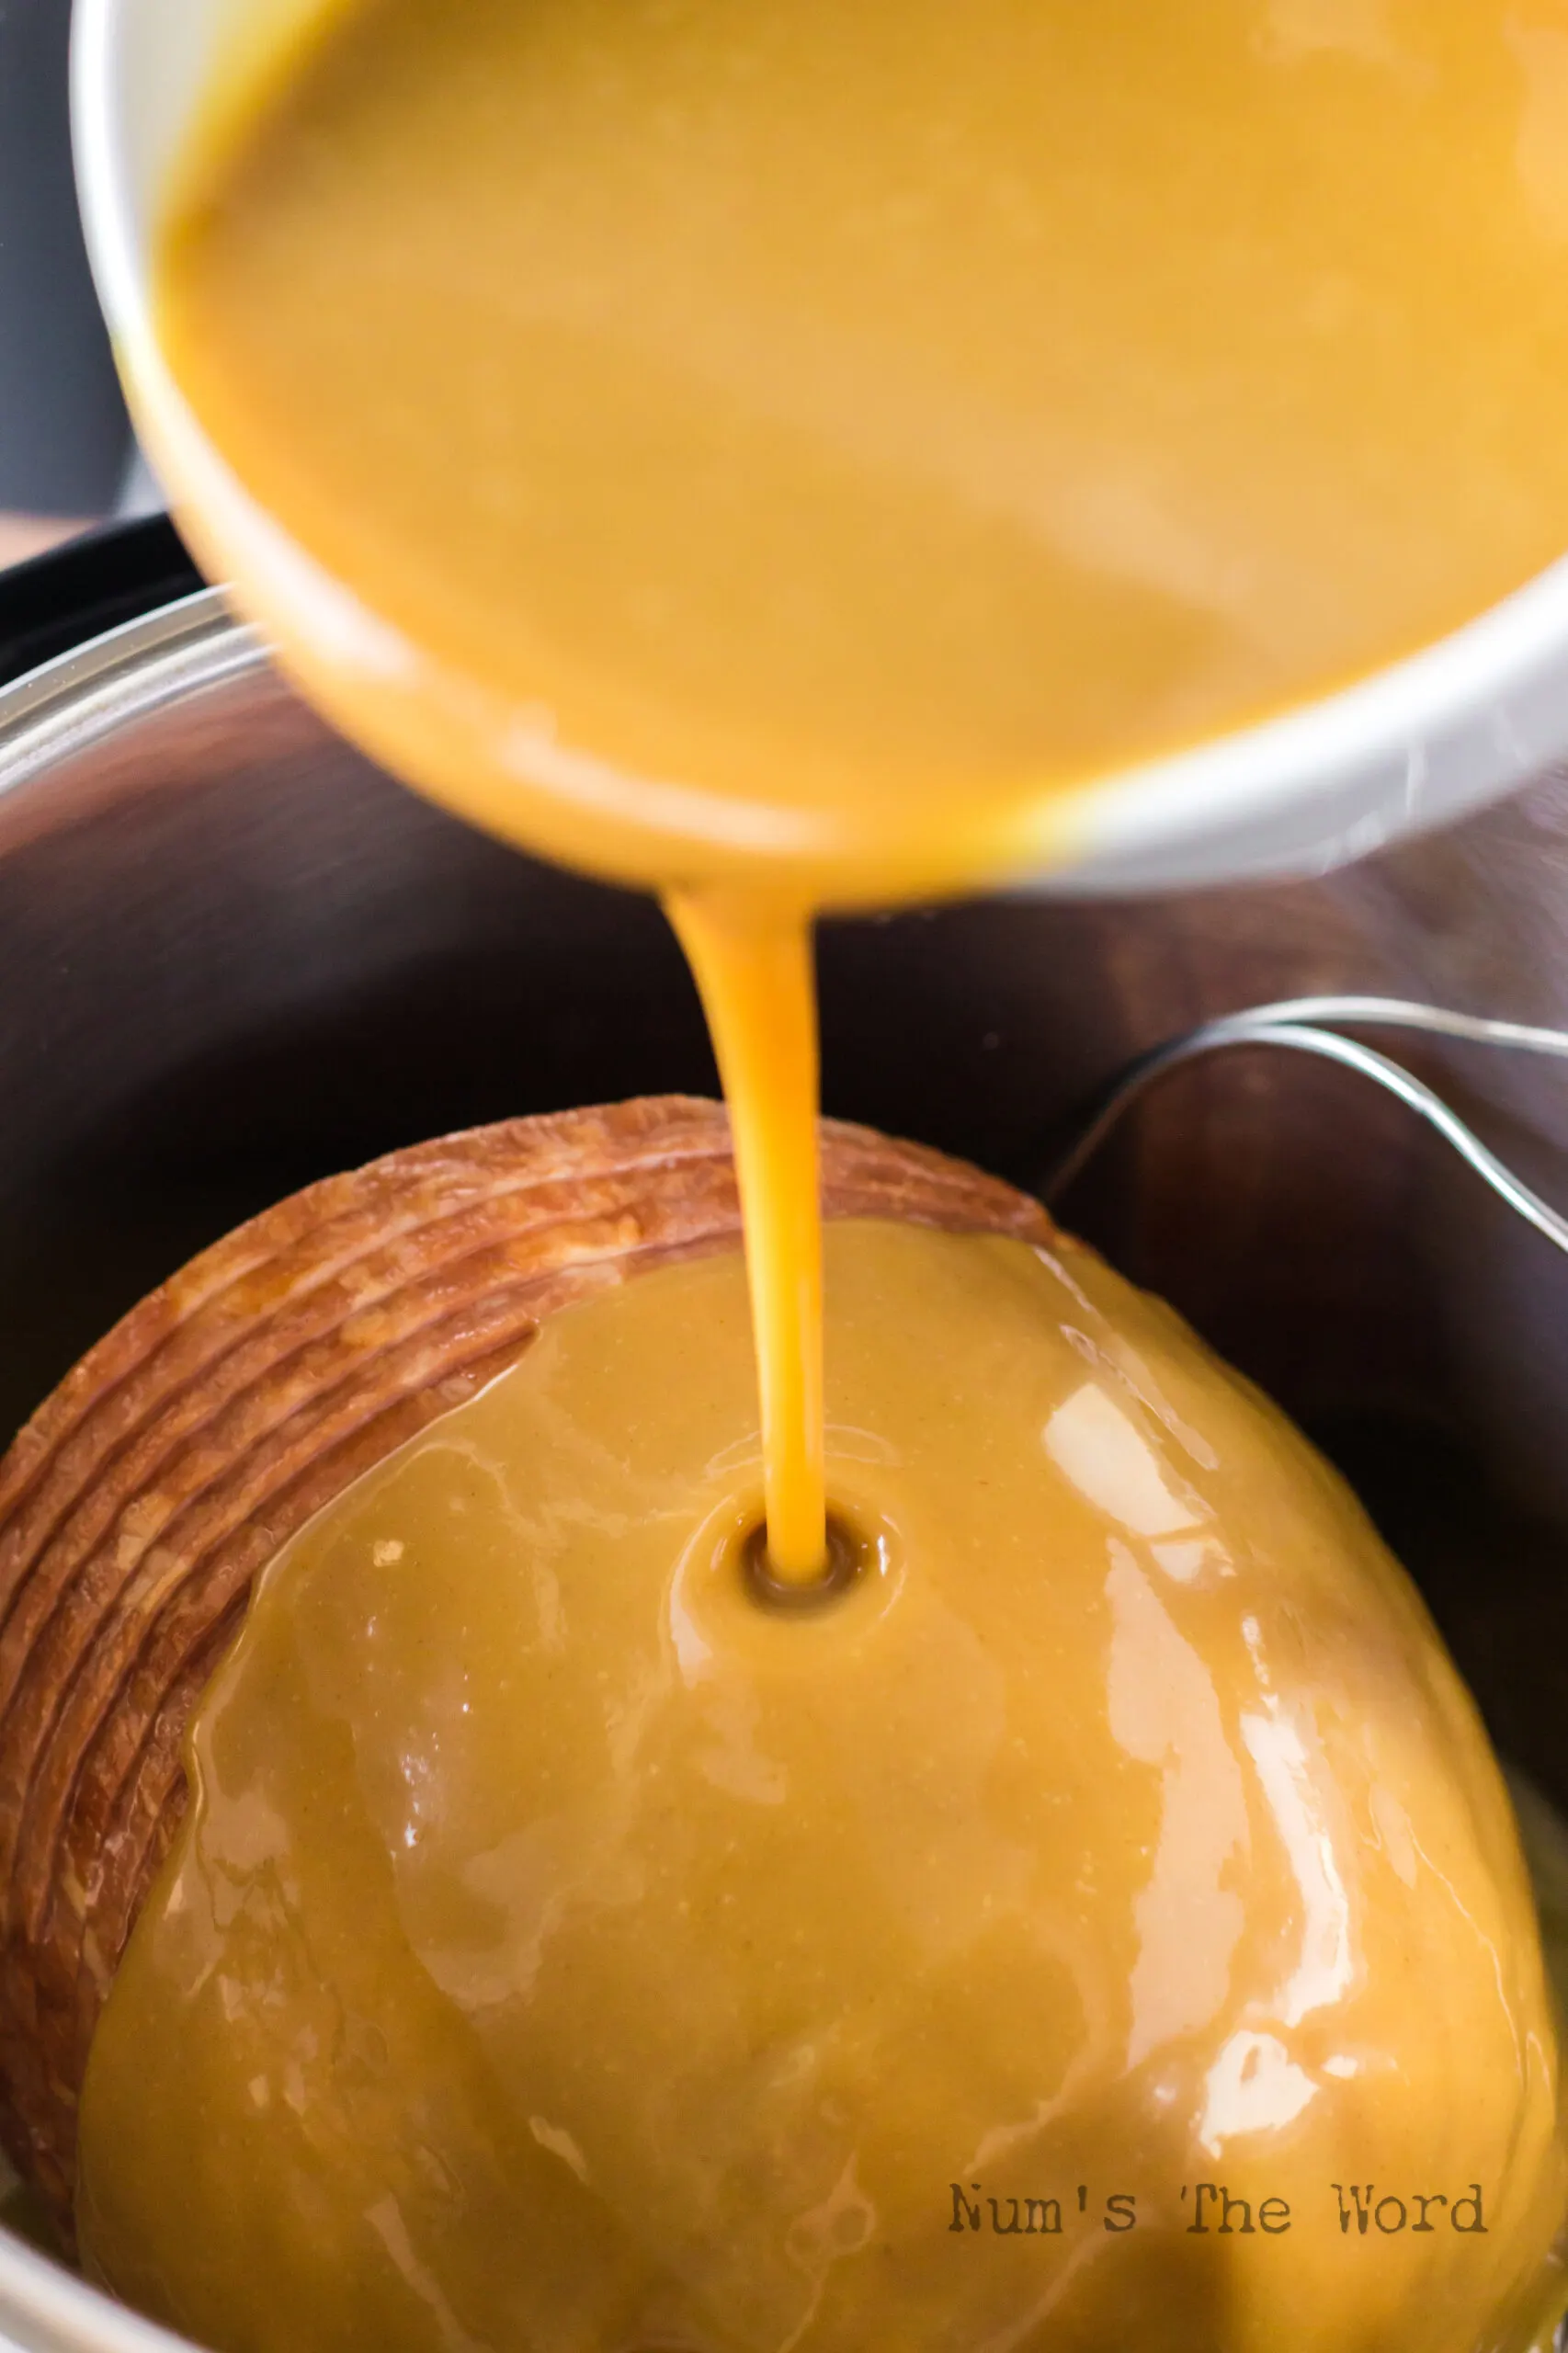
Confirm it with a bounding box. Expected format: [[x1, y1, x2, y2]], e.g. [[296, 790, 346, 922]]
[[0, 0, 133, 518]]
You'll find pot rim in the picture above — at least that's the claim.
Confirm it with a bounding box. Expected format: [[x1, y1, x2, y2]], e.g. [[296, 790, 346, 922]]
[[0, 587, 259, 801], [0, 2223, 200, 2353], [0, 581, 238, 2348]]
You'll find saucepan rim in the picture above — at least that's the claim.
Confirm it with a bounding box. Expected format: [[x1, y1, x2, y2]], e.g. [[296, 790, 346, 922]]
[[66, 0, 1568, 894]]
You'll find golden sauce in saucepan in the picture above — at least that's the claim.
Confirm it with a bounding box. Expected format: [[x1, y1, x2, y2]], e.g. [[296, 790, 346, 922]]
[[77, 1228, 1568, 2350]]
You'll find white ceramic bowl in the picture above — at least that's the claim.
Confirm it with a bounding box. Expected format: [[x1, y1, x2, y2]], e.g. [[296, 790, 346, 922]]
[[68, 0, 1568, 893]]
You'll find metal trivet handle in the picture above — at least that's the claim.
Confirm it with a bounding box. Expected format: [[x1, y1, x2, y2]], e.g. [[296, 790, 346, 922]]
[[1043, 995, 1568, 1257]]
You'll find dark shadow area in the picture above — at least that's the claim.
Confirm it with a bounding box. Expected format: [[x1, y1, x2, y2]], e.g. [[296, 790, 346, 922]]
[[1322, 1415, 1568, 1812]]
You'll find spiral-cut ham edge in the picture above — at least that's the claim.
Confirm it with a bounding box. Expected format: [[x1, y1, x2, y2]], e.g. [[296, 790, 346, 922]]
[[0, 1098, 1057, 2224]]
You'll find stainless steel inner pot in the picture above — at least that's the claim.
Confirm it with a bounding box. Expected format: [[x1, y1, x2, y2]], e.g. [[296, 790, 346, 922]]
[[6, 590, 1568, 2350]]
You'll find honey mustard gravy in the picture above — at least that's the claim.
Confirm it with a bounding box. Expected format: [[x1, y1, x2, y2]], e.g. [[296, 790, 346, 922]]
[[145, 0, 1568, 1579], [76, 1227, 1568, 2351], [153, 0, 1568, 893]]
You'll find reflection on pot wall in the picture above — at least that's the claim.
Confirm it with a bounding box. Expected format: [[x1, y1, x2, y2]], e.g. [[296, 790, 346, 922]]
[[4, 634, 1568, 1816]]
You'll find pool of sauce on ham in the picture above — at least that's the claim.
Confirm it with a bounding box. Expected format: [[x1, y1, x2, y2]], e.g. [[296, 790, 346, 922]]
[[78, 1227, 1568, 2351]]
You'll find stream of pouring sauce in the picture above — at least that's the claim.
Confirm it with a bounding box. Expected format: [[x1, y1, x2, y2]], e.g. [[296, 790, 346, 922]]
[[76, 1227, 1568, 2351], [146, 0, 1568, 1579]]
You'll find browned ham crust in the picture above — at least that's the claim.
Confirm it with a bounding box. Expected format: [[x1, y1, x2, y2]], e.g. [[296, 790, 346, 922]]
[[0, 1097, 1054, 2216]]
